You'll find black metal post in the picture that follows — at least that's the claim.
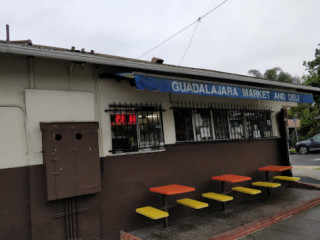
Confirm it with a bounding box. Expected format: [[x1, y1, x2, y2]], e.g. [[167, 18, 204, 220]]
[[222, 202, 226, 211], [221, 181, 225, 193], [265, 171, 271, 197], [220, 182, 227, 210], [163, 195, 168, 228], [265, 171, 269, 181]]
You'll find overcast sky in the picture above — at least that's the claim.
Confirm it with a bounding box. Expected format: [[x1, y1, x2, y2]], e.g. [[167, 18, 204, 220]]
[[1, 0, 320, 78]]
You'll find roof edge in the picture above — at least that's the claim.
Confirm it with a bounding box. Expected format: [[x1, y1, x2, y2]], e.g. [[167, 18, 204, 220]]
[[1, 42, 319, 94]]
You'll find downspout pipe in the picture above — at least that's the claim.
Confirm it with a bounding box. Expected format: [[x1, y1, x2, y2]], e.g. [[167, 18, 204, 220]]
[[28, 56, 34, 89], [69, 62, 75, 91]]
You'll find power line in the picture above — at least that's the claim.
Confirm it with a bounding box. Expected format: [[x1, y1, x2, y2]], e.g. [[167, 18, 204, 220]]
[[137, 19, 199, 59], [137, 0, 230, 59], [179, 18, 200, 65]]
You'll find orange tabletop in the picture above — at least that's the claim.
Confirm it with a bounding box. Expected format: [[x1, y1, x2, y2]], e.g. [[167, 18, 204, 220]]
[[258, 165, 293, 172], [149, 184, 195, 195], [211, 174, 251, 183]]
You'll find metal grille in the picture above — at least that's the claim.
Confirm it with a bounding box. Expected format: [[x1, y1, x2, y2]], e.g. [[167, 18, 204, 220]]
[[105, 103, 165, 153], [172, 101, 274, 143]]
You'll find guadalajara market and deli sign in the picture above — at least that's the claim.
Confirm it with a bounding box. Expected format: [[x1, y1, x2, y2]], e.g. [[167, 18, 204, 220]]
[[134, 75, 314, 103]]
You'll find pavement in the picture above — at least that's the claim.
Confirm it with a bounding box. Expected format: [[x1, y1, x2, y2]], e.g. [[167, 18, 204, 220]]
[[124, 156, 320, 240], [292, 166, 320, 187], [236, 163, 320, 239], [126, 183, 320, 240], [241, 161, 320, 240], [240, 203, 320, 240], [289, 152, 320, 188]]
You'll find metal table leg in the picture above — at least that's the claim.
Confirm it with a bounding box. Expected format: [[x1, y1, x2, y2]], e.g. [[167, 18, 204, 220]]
[[265, 171, 269, 181], [163, 195, 168, 228], [265, 171, 271, 197], [221, 181, 226, 211], [221, 181, 226, 193]]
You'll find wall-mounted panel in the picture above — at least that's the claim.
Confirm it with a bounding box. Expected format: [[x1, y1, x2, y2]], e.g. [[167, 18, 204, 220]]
[[41, 122, 101, 200]]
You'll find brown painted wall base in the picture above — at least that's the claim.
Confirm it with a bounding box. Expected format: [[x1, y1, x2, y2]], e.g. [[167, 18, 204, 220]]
[[0, 139, 288, 240], [0, 166, 30, 240]]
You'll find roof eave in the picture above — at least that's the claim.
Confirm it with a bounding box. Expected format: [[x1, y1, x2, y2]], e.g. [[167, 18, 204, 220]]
[[1, 42, 319, 94]]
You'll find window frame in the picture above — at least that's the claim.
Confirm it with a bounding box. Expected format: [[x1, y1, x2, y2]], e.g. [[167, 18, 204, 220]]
[[172, 104, 274, 143], [106, 103, 165, 154]]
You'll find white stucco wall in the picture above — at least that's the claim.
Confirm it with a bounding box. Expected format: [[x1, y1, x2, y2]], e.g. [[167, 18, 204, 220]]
[[0, 54, 29, 106], [0, 107, 28, 169], [0, 53, 301, 168], [25, 89, 96, 165]]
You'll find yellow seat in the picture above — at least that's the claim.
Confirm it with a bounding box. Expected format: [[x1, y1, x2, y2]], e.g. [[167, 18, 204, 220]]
[[273, 176, 300, 182], [136, 206, 169, 220], [252, 181, 281, 188], [202, 192, 233, 202], [232, 186, 261, 195], [177, 198, 209, 209]]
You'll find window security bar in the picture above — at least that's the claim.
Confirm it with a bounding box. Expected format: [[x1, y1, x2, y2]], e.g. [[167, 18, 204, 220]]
[[105, 103, 165, 112], [172, 101, 274, 143], [106, 102, 165, 153]]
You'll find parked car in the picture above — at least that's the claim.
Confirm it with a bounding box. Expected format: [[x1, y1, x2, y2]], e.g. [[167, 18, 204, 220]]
[[295, 133, 320, 154]]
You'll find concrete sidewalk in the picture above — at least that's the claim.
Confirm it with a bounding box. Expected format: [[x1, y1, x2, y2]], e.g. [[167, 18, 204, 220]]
[[292, 166, 320, 187], [240, 203, 320, 240], [126, 184, 320, 240]]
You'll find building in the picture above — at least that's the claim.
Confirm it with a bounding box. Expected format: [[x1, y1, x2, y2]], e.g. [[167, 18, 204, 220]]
[[0, 41, 319, 240]]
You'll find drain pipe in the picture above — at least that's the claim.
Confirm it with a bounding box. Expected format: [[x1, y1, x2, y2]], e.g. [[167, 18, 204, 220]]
[[69, 62, 75, 91], [28, 56, 35, 89], [93, 65, 104, 158]]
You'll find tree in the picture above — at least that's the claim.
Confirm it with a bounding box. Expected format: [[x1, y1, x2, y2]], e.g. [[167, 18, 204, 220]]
[[288, 46, 320, 142], [248, 53, 320, 143], [248, 69, 262, 79], [287, 104, 319, 141], [248, 67, 301, 84], [263, 67, 282, 81], [303, 46, 320, 104]]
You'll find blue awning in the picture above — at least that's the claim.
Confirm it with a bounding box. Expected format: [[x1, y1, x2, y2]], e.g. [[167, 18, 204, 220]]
[[135, 74, 314, 104]]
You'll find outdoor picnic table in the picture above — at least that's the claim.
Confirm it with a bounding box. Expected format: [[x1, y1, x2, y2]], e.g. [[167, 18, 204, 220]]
[[211, 174, 252, 193], [149, 184, 195, 227], [258, 165, 293, 181]]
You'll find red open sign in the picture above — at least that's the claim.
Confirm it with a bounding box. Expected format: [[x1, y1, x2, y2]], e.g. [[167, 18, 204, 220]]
[[115, 114, 125, 124], [128, 114, 136, 124], [113, 114, 136, 125]]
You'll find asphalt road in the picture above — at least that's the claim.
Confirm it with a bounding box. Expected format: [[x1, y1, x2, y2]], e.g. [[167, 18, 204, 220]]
[[290, 152, 320, 166]]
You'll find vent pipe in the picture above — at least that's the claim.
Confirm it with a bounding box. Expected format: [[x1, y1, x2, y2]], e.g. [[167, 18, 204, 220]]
[[6, 24, 10, 42]]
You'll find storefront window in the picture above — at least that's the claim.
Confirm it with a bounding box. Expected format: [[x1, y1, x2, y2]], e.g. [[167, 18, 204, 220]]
[[213, 110, 229, 140], [228, 110, 244, 139], [173, 104, 273, 143], [174, 109, 212, 142], [193, 109, 213, 141], [244, 110, 273, 138], [174, 109, 194, 142], [138, 108, 164, 149], [108, 104, 164, 153]]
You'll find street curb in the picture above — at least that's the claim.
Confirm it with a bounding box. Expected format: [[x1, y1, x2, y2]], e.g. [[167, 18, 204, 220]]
[[292, 181, 320, 190], [120, 230, 142, 240], [208, 197, 320, 240]]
